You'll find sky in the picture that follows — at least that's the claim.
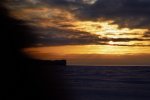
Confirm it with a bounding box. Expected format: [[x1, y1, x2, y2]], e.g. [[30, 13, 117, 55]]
[[4, 0, 150, 66]]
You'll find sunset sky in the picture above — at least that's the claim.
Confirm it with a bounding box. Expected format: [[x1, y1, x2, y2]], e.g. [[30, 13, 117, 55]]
[[4, 0, 150, 66]]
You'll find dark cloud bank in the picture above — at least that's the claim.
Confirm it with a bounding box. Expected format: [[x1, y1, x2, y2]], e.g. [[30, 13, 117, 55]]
[[37, 0, 150, 28], [4, 0, 150, 46], [6, 0, 150, 29]]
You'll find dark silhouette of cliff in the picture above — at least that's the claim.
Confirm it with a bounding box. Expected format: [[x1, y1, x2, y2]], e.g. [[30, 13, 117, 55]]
[[1, 1, 69, 100], [33, 60, 67, 66]]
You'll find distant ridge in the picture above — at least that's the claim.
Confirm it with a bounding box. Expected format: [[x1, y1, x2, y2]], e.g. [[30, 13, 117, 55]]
[[32, 59, 67, 66]]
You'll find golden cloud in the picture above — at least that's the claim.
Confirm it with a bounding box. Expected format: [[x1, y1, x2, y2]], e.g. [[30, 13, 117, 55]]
[[9, 5, 150, 46]]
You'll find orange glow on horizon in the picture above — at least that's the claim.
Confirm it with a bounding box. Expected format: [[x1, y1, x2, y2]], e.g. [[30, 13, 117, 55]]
[[23, 45, 150, 60]]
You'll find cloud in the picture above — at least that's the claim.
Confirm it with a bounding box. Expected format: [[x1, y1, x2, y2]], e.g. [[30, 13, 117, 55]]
[[65, 0, 98, 5], [6, 0, 150, 29], [26, 0, 41, 4], [29, 26, 150, 46], [77, 0, 150, 28], [4, 0, 150, 47], [32, 27, 100, 46]]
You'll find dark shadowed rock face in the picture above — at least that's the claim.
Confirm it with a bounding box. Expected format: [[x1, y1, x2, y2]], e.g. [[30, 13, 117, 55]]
[[0, 1, 69, 100], [36, 60, 67, 66]]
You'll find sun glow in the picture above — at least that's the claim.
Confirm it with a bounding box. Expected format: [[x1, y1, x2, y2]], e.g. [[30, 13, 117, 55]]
[[71, 20, 149, 39], [23, 45, 150, 60]]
